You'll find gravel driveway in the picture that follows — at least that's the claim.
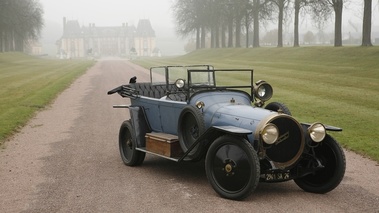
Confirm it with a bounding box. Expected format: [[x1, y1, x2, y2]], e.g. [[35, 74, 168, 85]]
[[1, 59, 378, 213]]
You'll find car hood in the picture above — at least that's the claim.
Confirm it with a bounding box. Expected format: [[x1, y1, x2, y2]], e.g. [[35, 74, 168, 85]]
[[205, 103, 276, 131]]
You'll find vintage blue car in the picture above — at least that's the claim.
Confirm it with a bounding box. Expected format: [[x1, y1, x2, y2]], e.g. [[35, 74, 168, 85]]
[[108, 65, 346, 200]]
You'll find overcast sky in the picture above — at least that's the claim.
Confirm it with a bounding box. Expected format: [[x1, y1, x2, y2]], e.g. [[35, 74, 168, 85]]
[[40, 0, 379, 34], [40, 0, 174, 28], [39, 0, 186, 55]]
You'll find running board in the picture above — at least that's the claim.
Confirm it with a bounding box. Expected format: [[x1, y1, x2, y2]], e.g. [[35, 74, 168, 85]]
[[113, 105, 130, 108], [136, 147, 180, 162]]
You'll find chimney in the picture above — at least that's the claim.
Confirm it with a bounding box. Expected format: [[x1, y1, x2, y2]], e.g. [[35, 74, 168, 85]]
[[63, 17, 66, 33]]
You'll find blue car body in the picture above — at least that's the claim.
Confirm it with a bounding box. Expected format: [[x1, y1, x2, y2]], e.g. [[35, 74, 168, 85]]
[[108, 65, 346, 200]]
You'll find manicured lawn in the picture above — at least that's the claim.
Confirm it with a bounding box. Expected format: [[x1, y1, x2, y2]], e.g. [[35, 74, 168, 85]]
[[0, 53, 94, 145], [133, 47, 379, 162]]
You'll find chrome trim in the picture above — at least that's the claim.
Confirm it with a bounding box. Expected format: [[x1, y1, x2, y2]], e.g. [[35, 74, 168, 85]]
[[255, 113, 305, 169]]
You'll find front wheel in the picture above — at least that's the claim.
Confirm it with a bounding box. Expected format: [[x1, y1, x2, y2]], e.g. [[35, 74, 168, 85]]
[[205, 135, 260, 200], [119, 120, 145, 166], [265, 102, 292, 115], [294, 135, 346, 193]]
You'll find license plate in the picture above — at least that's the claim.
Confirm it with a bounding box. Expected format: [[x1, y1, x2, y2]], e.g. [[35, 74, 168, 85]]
[[265, 172, 290, 181]]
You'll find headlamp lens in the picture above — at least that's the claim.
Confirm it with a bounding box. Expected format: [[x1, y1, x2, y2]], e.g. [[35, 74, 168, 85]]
[[175, 79, 185, 89], [261, 124, 279, 145], [308, 123, 326, 142]]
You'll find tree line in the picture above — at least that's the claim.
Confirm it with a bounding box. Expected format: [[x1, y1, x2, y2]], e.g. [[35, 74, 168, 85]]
[[0, 0, 44, 52], [173, 0, 375, 50]]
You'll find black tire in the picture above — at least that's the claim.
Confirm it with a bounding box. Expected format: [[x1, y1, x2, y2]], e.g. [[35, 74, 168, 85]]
[[265, 102, 292, 115], [178, 106, 206, 161], [294, 135, 346, 193], [205, 135, 260, 200], [119, 120, 145, 166]]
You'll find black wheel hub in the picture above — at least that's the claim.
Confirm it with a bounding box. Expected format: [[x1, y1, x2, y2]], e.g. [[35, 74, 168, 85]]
[[126, 139, 132, 148], [190, 125, 199, 138], [223, 159, 236, 177]]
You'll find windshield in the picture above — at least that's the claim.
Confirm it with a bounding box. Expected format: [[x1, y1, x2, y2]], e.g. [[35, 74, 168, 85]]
[[150, 67, 166, 83], [188, 69, 254, 99], [188, 70, 215, 87]]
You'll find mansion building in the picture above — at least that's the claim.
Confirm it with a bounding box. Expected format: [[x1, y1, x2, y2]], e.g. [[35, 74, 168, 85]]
[[57, 17, 158, 58]]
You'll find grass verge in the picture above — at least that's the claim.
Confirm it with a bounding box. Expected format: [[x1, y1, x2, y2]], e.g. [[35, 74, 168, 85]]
[[133, 46, 379, 162], [0, 53, 94, 146]]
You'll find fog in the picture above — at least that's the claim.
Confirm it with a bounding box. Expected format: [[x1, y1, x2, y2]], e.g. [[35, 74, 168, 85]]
[[40, 0, 186, 56], [39, 0, 378, 56]]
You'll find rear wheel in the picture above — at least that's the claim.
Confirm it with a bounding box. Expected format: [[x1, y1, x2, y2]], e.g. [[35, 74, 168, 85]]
[[294, 135, 345, 193], [205, 135, 260, 200], [178, 106, 205, 161], [119, 120, 145, 166]]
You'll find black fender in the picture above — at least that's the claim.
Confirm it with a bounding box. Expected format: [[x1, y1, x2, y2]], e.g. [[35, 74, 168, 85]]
[[107, 85, 124, 95], [107, 84, 139, 98], [301, 122, 342, 132], [129, 106, 151, 147]]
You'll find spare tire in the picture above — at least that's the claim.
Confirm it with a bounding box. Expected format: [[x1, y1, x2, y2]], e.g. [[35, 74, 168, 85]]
[[177, 105, 206, 161]]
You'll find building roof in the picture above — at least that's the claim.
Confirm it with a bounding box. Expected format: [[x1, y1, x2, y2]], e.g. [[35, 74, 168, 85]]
[[63, 20, 81, 37], [61, 18, 154, 38], [136, 19, 155, 37]]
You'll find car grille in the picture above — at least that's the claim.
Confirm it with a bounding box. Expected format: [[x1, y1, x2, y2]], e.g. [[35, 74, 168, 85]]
[[264, 115, 304, 169]]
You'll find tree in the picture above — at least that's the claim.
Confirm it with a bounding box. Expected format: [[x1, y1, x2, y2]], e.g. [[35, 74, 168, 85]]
[[0, 0, 44, 52], [312, 0, 346, 47], [174, 0, 240, 49], [251, 0, 273, 47], [234, 4, 243, 47], [244, 1, 253, 48], [262, 29, 278, 45], [230, 0, 251, 47], [173, 0, 208, 49], [226, 2, 235, 47], [208, 0, 226, 48], [362, 0, 373, 46], [293, 0, 313, 47], [303, 30, 315, 44], [331, 0, 344, 47], [184, 38, 196, 52], [173, 0, 276, 50], [252, 0, 261, 47], [271, 0, 289, 47]]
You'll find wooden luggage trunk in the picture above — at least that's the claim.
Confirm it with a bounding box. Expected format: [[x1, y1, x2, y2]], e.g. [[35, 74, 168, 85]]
[[145, 132, 183, 157]]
